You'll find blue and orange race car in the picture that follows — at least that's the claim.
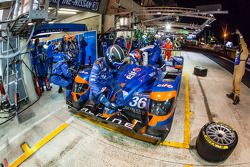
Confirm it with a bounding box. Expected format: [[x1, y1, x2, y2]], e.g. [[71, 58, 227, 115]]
[[67, 56, 184, 144]]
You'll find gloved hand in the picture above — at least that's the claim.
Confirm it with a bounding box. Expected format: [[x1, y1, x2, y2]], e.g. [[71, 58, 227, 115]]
[[69, 66, 77, 74], [109, 103, 116, 110], [97, 94, 116, 110], [235, 29, 242, 35]]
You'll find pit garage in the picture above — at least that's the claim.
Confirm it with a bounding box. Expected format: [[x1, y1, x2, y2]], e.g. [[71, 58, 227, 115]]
[[0, 0, 250, 167]]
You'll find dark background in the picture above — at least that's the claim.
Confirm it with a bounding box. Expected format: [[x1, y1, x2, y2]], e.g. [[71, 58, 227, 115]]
[[134, 0, 250, 45], [175, 0, 250, 46]]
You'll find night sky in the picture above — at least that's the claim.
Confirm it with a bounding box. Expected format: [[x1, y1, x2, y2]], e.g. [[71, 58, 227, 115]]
[[151, 0, 250, 45]]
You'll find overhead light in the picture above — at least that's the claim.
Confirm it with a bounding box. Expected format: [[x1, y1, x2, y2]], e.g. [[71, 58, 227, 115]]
[[165, 23, 171, 30], [49, 21, 54, 24], [223, 33, 227, 38], [59, 8, 80, 12], [35, 32, 61, 36], [58, 11, 77, 15], [28, 22, 34, 25]]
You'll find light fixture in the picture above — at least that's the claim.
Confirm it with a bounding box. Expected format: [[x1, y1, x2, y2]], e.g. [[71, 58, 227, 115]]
[[59, 8, 80, 12], [28, 22, 34, 25], [58, 11, 77, 15], [49, 21, 54, 24], [165, 23, 171, 30], [223, 33, 227, 38]]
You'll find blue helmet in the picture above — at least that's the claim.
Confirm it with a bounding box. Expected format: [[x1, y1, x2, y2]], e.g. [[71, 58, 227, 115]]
[[129, 50, 141, 65], [105, 44, 125, 68]]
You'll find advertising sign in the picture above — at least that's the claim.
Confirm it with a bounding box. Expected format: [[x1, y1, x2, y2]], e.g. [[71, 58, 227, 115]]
[[81, 31, 97, 65], [50, 0, 101, 11]]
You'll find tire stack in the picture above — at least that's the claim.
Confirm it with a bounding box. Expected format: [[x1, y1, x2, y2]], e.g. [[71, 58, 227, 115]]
[[196, 122, 238, 162]]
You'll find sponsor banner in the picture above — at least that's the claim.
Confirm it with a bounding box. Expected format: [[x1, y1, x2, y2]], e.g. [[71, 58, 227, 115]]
[[50, 0, 101, 11], [81, 31, 97, 65]]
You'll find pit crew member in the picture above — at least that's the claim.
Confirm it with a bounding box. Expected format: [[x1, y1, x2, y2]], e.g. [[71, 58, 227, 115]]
[[89, 44, 125, 110]]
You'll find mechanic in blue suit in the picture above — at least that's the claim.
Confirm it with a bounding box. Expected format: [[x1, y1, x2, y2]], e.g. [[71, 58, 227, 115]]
[[89, 44, 125, 110], [115, 36, 127, 50], [51, 52, 77, 94], [30, 38, 46, 92], [145, 40, 163, 67], [44, 41, 54, 77], [78, 36, 88, 66]]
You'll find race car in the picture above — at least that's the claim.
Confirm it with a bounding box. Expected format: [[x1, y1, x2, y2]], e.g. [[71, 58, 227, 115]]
[[67, 56, 184, 144]]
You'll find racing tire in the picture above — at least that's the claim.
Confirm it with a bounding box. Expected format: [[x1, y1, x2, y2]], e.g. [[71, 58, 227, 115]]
[[196, 122, 238, 162], [193, 66, 208, 77]]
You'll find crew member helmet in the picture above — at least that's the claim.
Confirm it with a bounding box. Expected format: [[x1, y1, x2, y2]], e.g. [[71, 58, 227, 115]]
[[105, 44, 125, 68], [129, 50, 141, 65]]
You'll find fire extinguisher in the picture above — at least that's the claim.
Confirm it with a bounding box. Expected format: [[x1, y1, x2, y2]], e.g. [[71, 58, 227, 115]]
[[44, 77, 51, 91], [0, 76, 5, 95], [33, 67, 42, 97], [0, 76, 11, 112]]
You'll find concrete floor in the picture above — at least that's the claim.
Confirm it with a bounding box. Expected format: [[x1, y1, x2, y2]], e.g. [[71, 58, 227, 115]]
[[0, 51, 250, 166]]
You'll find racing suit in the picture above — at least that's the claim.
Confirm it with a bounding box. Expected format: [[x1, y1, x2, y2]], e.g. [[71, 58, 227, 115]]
[[89, 57, 123, 108], [164, 41, 173, 60], [144, 45, 163, 67], [78, 38, 88, 66], [45, 43, 54, 76], [30, 43, 45, 89], [115, 37, 127, 50], [51, 60, 74, 92]]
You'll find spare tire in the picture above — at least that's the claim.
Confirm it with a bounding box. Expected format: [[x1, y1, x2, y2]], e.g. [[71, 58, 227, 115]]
[[196, 122, 238, 162], [194, 66, 208, 77]]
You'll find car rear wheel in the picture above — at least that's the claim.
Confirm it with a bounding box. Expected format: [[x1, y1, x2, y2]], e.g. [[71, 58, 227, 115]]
[[196, 122, 238, 162], [194, 66, 208, 77]]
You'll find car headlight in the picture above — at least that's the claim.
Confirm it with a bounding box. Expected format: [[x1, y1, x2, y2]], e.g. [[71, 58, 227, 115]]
[[150, 97, 174, 116], [72, 83, 89, 93]]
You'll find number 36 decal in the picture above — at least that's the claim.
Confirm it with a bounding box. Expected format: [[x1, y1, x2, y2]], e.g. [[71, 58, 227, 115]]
[[129, 97, 147, 109]]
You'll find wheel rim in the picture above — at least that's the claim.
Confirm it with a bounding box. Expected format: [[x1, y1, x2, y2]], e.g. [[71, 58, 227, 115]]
[[196, 66, 205, 70], [206, 123, 236, 146]]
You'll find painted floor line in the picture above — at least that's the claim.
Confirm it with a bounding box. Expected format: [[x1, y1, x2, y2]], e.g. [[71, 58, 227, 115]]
[[161, 73, 191, 148], [0, 106, 64, 152], [8, 122, 69, 167]]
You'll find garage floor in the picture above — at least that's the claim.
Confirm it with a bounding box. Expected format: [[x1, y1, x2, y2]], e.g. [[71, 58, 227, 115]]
[[0, 51, 250, 167]]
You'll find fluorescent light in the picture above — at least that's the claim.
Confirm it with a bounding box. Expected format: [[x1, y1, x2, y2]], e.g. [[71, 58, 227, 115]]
[[58, 11, 77, 15], [59, 8, 80, 12], [35, 32, 61, 36]]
